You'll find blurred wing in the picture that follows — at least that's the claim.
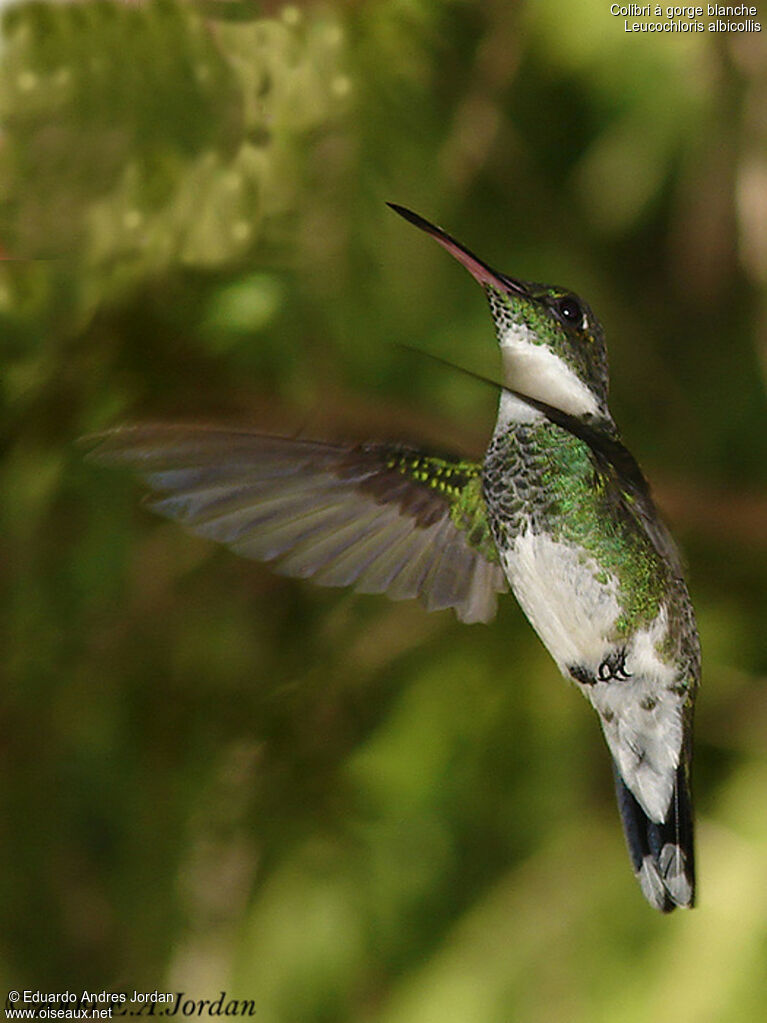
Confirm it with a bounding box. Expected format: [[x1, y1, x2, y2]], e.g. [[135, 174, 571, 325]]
[[86, 425, 507, 624]]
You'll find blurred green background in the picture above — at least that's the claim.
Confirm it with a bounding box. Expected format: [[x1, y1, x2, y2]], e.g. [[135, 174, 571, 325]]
[[2, 1, 767, 1019]]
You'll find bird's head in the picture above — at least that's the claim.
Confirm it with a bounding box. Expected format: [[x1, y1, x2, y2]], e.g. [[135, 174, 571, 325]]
[[389, 204, 613, 430]]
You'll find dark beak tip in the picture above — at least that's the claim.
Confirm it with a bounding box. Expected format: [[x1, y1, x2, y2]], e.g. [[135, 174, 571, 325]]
[[386, 202, 438, 233], [388, 202, 516, 292]]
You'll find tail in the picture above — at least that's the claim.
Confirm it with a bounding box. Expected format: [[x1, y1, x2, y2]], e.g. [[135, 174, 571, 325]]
[[612, 759, 695, 912]]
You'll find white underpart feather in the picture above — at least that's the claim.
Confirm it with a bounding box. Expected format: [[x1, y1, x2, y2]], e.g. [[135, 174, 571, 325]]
[[503, 532, 622, 670], [496, 389, 545, 428], [498, 321, 601, 419], [502, 530, 684, 823], [593, 606, 683, 823]]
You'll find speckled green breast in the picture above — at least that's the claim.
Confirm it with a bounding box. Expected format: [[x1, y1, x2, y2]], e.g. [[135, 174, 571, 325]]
[[482, 422, 674, 639]]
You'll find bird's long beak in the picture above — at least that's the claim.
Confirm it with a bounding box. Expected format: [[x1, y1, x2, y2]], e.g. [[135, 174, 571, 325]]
[[387, 203, 527, 295]]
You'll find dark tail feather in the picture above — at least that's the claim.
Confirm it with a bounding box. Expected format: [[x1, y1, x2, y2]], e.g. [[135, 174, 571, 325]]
[[612, 760, 695, 912]]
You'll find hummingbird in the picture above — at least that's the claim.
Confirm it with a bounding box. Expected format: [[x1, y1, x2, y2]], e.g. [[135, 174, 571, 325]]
[[88, 204, 699, 911]]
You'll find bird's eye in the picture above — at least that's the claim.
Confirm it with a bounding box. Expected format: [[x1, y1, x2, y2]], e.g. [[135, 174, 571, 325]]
[[556, 296, 583, 326]]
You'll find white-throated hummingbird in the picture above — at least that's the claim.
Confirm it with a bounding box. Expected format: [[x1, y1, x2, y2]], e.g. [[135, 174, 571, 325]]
[[89, 204, 699, 911]]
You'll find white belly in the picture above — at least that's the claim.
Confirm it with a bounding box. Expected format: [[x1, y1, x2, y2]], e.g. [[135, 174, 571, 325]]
[[502, 528, 684, 822], [501, 530, 621, 672]]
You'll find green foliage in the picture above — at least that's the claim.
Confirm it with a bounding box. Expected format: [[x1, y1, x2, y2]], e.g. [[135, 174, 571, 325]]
[[2, 1, 767, 1019]]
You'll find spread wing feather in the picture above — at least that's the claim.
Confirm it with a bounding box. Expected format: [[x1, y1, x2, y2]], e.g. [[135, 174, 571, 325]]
[[86, 425, 507, 624]]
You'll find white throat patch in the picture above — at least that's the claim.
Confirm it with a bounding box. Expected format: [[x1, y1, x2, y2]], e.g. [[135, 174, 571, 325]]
[[499, 321, 600, 420]]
